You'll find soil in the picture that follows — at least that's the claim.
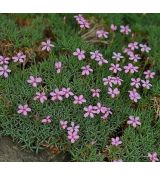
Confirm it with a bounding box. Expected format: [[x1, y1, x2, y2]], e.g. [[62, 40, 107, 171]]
[[0, 137, 70, 162]]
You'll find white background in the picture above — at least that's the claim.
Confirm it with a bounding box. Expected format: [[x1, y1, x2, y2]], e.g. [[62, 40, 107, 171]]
[[0, 0, 160, 174]]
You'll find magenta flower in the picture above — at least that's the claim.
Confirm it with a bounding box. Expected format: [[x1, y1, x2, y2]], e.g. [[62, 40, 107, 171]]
[[34, 92, 47, 103], [73, 48, 85, 60], [12, 52, 26, 63], [84, 105, 97, 118], [96, 57, 108, 66], [67, 131, 80, 143], [55, 61, 62, 74], [112, 76, 123, 86], [61, 87, 74, 98], [110, 24, 117, 31], [128, 89, 141, 103], [41, 116, 52, 124], [81, 65, 93, 75], [109, 63, 122, 73], [0, 65, 11, 78], [130, 78, 141, 88], [67, 122, 80, 143], [0, 56, 10, 65], [73, 95, 86, 104], [17, 104, 31, 116], [94, 102, 107, 114], [108, 87, 120, 98], [50, 88, 64, 101], [112, 52, 124, 62], [123, 48, 134, 57], [148, 152, 159, 162], [90, 50, 102, 60], [124, 63, 139, 74], [128, 42, 138, 50], [96, 30, 109, 38], [27, 75, 42, 87], [139, 44, 151, 53], [127, 116, 141, 128], [103, 76, 115, 87], [101, 108, 112, 120], [120, 25, 131, 35], [111, 137, 122, 146], [129, 54, 141, 62], [91, 88, 101, 98], [141, 80, 152, 89], [41, 39, 54, 52], [60, 120, 68, 129], [74, 14, 90, 29], [144, 70, 155, 79], [67, 122, 79, 133]]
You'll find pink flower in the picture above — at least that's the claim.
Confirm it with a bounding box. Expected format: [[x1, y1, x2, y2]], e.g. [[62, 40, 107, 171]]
[[41, 116, 52, 124], [148, 152, 159, 162], [0, 65, 11, 78], [129, 54, 141, 62], [96, 30, 109, 38], [50, 88, 64, 101], [61, 87, 74, 98], [112, 52, 124, 61], [112, 76, 123, 86], [110, 24, 117, 31], [96, 57, 108, 66], [128, 89, 141, 103], [81, 65, 93, 75], [127, 116, 141, 128], [60, 120, 68, 129], [139, 44, 151, 53], [67, 131, 80, 143], [103, 76, 115, 87], [101, 108, 112, 120], [34, 92, 47, 103], [94, 102, 107, 114], [41, 39, 54, 52], [0, 56, 10, 65], [67, 122, 79, 133], [73, 95, 86, 104], [67, 122, 80, 143], [12, 52, 26, 63], [111, 137, 122, 146], [91, 88, 101, 98], [109, 63, 122, 73], [74, 14, 90, 29], [124, 63, 139, 74], [90, 50, 102, 60], [144, 70, 155, 79], [120, 25, 131, 35], [27, 75, 42, 87], [141, 80, 152, 89], [17, 104, 31, 116], [128, 42, 139, 50], [55, 61, 62, 74], [84, 105, 97, 118], [130, 78, 141, 88], [123, 48, 134, 57], [73, 48, 85, 60], [108, 87, 120, 98]]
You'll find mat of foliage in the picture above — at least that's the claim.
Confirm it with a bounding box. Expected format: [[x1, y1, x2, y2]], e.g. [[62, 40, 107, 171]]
[[0, 14, 160, 162]]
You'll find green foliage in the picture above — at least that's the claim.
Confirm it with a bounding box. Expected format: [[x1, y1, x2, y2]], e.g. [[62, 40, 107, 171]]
[[0, 14, 160, 161]]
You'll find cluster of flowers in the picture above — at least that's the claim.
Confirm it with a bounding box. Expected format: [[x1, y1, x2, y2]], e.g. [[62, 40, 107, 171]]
[[84, 102, 112, 120], [0, 39, 54, 79], [74, 14, 90, 29], [60, 121, 80, 143]]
